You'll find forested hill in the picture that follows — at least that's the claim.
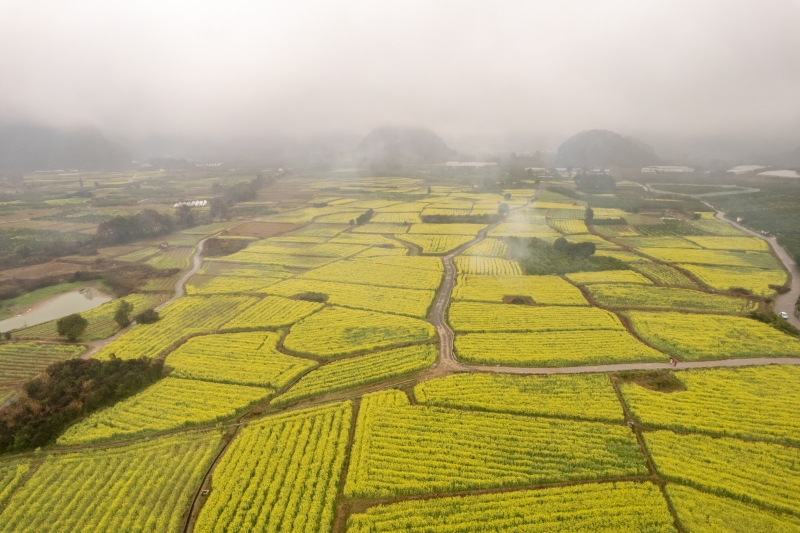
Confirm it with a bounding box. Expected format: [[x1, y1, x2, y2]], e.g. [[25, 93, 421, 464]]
[[354, 126, 455, 164], [0, 122, 128, 172], [556, 129, 661, 168]]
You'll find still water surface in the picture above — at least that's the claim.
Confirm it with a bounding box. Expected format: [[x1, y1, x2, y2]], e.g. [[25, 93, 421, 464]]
[[0, 287, 112, 333]]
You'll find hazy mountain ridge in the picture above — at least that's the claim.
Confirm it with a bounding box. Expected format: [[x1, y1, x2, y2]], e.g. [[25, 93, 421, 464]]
[[0, 122, 128, 172], [556, 129, 661, 168], [354, 127, 455, 164]]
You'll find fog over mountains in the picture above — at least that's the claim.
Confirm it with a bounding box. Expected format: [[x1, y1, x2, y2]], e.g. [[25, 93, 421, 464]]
[[0, 0, 798, 167]]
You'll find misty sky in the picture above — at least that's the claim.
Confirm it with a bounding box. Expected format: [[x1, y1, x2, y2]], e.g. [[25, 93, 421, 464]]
[[1, 0, 799, 152]]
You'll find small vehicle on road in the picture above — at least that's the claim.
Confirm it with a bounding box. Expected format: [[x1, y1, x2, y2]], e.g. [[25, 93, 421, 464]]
[[779, 312, 789, 319]]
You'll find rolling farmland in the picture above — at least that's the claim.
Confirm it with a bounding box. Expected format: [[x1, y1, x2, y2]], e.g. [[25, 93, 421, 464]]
[[0, 174, 797, 532]]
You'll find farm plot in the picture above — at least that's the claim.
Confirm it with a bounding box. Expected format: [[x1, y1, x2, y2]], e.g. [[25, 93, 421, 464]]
[[489, 223, 562, 241], [544, 208, 586, 219], [684, 236, 769, 251], [371, 212, 422, 224], [666, 484, 800, 533], [271, 223, 350, 241], [689, 219, 747, 236], [194, 402, 351, 533], [208, 251, 338, 268], [593, 250, 651, 263], [566, 270, 653, 285], [456, 330, 665, 367], [645, 431, 800, 517], [145, 246, 195, 269], [415, 373, 624, 422], [243, 241, 367, 258], [166, 332, 316, 388], [116, 246, 159, 262], [300, 258, 442, 290], [347, 482, 676, 533], [587, 284, 756, 313], [631, 263, 699, 288], [394, 233, 472, 254], [95, 295, 258, 360], [564, 234, 618, 249], [352, 223, 409, 234], [283, 307, 435, 357], [626, 311, 800, 360], [452, 274, 587, 305], [0, 461, 30, 507], [592, 225, 639, 237], [57, 377, 270, 445], [0, 343, 85, 402], [462, 238, 506, 257], [186, 275, 285, 294], [263, 278, 434, 318], [344, 390, 647, 498], [407, 223, 486, 236], [616, 237, 699, 249], [273, 344, 436, 406], [221, 295, 323, 329], [15, 293, 167, 341], [0, 431, 220, 533], [639, 248, 781, 270], [329, 233, 401, 247], [454, 256, 521, 275], [621, 366, 800, 445], [677, 264, 786, 296], [448, 302, 623, 332], [549, 219, 589, 234]]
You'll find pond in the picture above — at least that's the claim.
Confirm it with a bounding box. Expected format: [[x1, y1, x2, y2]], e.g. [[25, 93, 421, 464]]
[[0, 287, 113, 333]]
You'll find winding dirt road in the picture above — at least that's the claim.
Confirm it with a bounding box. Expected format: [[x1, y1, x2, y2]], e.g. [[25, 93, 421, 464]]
[[428, 199, 800, 375]]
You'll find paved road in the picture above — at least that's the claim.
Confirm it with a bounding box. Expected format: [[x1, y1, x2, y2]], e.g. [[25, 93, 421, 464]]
[[709, 207, 800, 328], [80, 235, 212, 359]]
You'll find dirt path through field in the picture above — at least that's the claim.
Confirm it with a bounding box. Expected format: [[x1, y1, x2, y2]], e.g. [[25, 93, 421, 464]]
[[80, 235, 212, 359]]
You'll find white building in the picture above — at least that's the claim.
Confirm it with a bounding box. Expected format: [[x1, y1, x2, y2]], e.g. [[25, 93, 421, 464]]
[[642, 166, 694, 173], [445, 162, 497, 168], [727, 165, 765, 175], [757, 170, 800, 178], [173, 200, 209, 208]]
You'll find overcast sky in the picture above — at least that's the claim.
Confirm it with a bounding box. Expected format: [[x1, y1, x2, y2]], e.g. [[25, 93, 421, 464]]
[[1, 0, 799, 152]]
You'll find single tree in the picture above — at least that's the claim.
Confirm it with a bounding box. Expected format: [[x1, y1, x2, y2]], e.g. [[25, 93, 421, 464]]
[[135, 308, 160, 324], [498, 203, 509, 216], [57, 313, 88, 342], [427, 186, 432, 194], [113, 300, 134, 328], [3, 332, 10, 341], [585, 206, 594, 223]]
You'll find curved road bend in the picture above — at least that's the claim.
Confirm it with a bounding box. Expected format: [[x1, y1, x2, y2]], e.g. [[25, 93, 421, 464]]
[[707, 207, 800, 329], [80, 235, 213, 359]]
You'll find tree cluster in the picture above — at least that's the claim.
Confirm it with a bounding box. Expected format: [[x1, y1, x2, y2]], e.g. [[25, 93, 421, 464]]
[[0, 357, 164, 453], [355, 209, 374, 225], [553, 237, 596, 258], [508, 237, 629, 276], [96, 209, 175, 245]]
